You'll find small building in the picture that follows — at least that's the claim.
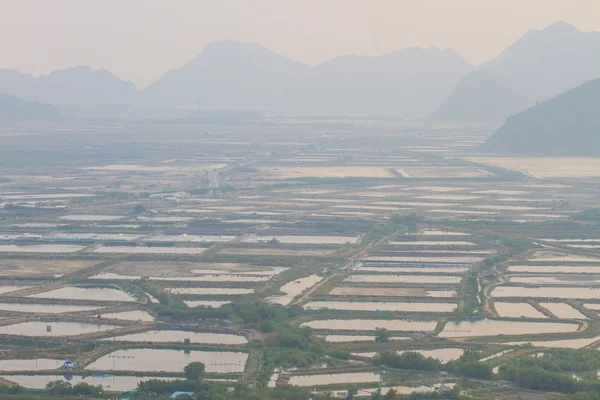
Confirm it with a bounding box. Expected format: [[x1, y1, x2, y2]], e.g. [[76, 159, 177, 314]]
[[170, 392, 195, 399], [61, 360, 75, 370], [435, 385, 453, 395], [333, 390, 348, 399]]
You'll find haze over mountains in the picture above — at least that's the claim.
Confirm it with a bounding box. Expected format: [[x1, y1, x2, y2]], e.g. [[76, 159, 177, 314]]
[[431, 22, 600, 122], [0, 21, 598, 122], [482, 77, 600, 156], [0, 92, 62, 122], [142, 41, 473, 116], [0, 66, 137, 108]]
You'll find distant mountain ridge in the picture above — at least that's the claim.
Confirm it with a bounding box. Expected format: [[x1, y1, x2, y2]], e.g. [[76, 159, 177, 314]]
[[0, 92, 62, 122], [0, 66, 137, 107], [141, 40, 474, 116], [481, 77, 600, 156], [2, 22, 597, 119], [431, 21, 600, 122]]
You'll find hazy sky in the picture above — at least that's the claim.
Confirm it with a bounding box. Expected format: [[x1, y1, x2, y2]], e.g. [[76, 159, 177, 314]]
[[1, 0, 599, 88]]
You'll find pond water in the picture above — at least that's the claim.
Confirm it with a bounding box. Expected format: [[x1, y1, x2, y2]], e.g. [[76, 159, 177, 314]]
[[389, 240, 475, 246], [509, 276, 600, 285], [439, 319, 578, 338], [323, 335, 409, 342], [0, 285, 32, 295], [0, 303, 100, 314], [491, 286, 600, 300], [304, 301, 457, 313], [158, 275, 270, 282], [95, 246, 206, 254], [165, 288, 253, 295], [357, 266, 469, 273], [494, 302, 547, 318], [1, 374, 176, 391], [539, 303, 586, 319], [266, 275, 324, 306], [346, 275, 461, 284], [0, 321, 115, 337], [329, 287, 456, 298], [0, 245, 85, 253], [508, 266, 600, 274], [98, 311, 155, 321], [0, 359, 64, 371], [503, 335, 600, 349], [302, 319, 437, 332], [29, 287, 135, 302], [101, 330, 247, 344], [289, 372, 381, 386], [242, 235, 357, 244], [86, 349, 247, 373], [353, 348, 464, 363]]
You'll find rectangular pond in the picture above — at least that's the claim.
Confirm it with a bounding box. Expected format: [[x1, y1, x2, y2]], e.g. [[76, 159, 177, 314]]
[[100, 330, 247, 344], [302, 319, 437, 332], [289, 371, 381, 386], [0, 245, 85, 253], [353, 348, 464, 364], [439, 319, 579, 338], [494, 302, 548, 318], [165, 288, 253, 295], [491, 286, 600, 300], [29, 287, 135, 302], [539, 303, 586, 319], [357, 266, 469, 274], [508, 266, 600, 274], [330, 287, 456, 298], [99, 311, 155, 321], [0, 321, 116, 337], [0, 359, 64, 371], [0, 303, 100, 314], [86, 349, 247, 373], [346, 275, 461, 284], [95, 246, 206, 254], [304, 301, 457, 313]]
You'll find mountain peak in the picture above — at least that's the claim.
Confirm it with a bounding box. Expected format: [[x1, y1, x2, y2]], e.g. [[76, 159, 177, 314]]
[[542, 21, 580, 34]]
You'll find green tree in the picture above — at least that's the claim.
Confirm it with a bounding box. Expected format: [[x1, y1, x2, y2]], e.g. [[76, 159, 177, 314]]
[[375, 327, 391, 342], [46, 380, 73, 395], [184, 362, 206, 381]]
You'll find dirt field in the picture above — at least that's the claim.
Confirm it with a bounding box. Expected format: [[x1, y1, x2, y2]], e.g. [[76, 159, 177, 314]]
[[0, 259, 95, 277]]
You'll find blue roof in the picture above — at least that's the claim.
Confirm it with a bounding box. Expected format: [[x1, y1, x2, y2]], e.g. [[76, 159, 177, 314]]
[[171, 392, 194, 398]]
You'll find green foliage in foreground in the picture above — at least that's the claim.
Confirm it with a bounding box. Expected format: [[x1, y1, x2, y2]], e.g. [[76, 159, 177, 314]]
[[46, 381, 104, 397], [134, 380, 313, 400], [184, 362, 206, 381], [499, 349, 600, 394], [446, 350, 493, 380], [374, 351, 441, 371]]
